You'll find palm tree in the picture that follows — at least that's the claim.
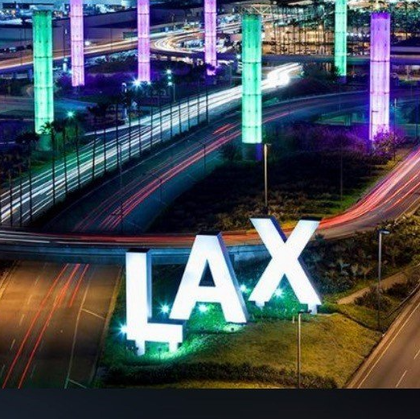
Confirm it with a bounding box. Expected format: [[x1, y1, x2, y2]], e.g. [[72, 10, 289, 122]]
[[41, 121, 57, 205], [122, 89, 135, 159], [67, 113, 84, 189], [96, 100, 111, 175], [133, 87, 143, 157], [87, 105, 102, 181]]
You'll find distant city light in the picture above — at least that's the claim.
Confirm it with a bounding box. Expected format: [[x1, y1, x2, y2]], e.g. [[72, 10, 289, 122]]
[[67, 111, 75, 118], [120, 324, 128, 334], [240, 284, 248, 293], [133, 79, 141, 87]]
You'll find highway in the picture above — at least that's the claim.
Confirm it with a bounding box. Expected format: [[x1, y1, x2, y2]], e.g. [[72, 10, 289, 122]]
[[1, 86, 420, 388], [0, 95, 91, 118], [348, 289, 420, 388], [0, 92, 420, 388], [0, 63, 299, 228], [1, 90, 420, 388], [0, 90, 420, 258], [0, 262, 120, 388]]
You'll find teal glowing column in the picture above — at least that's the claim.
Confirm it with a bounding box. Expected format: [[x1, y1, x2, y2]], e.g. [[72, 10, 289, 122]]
[[334, 0, 347, 79], [33, 10, 54, 134], [242, 14, 262, 161]]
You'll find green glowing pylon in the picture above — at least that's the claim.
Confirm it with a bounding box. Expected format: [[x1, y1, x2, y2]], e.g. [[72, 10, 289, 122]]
[[242, 13, 262, 160], [33, 10, 54, 136], [334, 0, 347, 80]]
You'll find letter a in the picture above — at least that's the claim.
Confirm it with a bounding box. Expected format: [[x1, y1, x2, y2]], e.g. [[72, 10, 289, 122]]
[[170, 234, 248, 323]]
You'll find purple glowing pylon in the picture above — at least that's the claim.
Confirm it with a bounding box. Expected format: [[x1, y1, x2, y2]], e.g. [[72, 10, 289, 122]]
[[205, 0, 217, 76], [70, 0, 85, 87], [137, 0, 150, 82], [369, 12, 390, 141]]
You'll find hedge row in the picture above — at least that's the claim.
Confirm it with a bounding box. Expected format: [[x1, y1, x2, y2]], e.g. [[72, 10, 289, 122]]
[[103, 361, 337, 389]]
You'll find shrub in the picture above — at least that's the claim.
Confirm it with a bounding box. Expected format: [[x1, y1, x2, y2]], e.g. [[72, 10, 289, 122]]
[[103, 361, 337, 389], [354, 287, 392, 312]]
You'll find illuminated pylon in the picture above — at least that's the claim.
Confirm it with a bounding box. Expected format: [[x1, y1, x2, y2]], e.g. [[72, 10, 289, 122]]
[[334, 0, 347, 80], [205, 0, 217, 76], [70, 0, 85, 87], [242, 14, 262, 161], [33, 10, 54, 134], [137, 0, 150, 82], [369, 12, 390, 142]]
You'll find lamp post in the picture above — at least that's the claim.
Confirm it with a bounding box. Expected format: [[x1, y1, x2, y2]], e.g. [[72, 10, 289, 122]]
[[263, 143, 270, 213], [166, 69, 176, 102], [145, 172, 163, 203], [188, 139, 207, 174], [133, 79, 143, 157], [297, 309, 311, 389], [377, 229, 390, 332]]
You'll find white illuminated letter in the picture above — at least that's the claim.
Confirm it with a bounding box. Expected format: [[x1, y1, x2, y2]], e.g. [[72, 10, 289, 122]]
[[126, 250, 184, 355], [250, 217, 321, 312], [170, 234, 248, 323]]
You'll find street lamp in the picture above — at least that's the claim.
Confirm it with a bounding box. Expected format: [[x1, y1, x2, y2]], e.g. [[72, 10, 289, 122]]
[[263, 143, 271, 213], [297, 309, 311, 389], [144, 171, 163, 203], [377, 229, 390, 332], [187, 139, 207, 175]]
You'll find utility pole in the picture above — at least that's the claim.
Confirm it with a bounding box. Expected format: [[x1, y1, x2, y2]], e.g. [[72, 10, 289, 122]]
[[297, 309, 311, 389], [377, 229, 390, 332]]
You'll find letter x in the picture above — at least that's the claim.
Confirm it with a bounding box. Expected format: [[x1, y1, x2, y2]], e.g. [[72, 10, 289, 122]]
[[249, 217, 321, 310]]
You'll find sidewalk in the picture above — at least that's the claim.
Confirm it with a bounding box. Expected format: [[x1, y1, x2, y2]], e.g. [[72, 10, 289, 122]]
[[337, 267, 416, 305]]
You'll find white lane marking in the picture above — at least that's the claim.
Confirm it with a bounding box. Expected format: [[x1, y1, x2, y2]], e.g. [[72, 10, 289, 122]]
[[414, 347, 420, 360], [19, 314, 25, 326], [30, 364, 37, 380], [0, 364, 5, 379], [9, 339, 15, 351], [396, 370, 408, 388], [81, 309, 105, 321], [357, 296, 420, 388], [66, 378, 86, 389]]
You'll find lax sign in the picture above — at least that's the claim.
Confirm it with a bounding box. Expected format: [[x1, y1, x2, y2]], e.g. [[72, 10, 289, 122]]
[[125, 217, 321, 355]]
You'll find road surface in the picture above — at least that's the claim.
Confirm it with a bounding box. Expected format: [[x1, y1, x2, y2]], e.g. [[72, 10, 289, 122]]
[[0, 261, 120, 388], [0, 63, 299, 228], [348, 288, 420, 388], [1, 90, 420, 387]]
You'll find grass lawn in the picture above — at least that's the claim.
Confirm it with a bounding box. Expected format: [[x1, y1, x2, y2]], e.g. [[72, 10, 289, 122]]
[[180, 314, 378, 388], [99, 302, 379, 388]]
